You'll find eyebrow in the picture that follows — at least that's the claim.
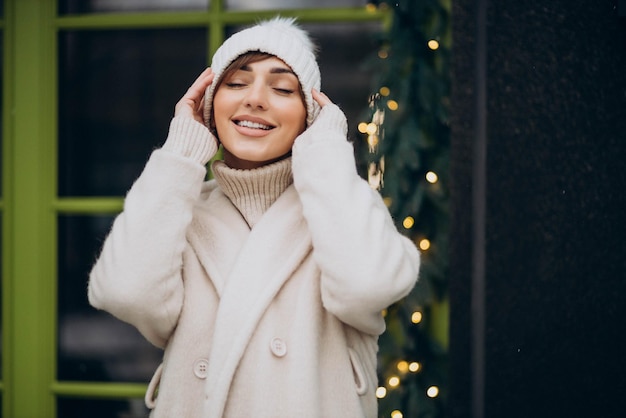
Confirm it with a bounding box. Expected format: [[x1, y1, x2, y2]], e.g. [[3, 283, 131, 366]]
[[239, 65, 297, 76]]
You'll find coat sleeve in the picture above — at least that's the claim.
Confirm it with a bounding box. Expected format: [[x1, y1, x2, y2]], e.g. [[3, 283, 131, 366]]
[[88, 116, 218, 348], [291, 104, 420, 336]]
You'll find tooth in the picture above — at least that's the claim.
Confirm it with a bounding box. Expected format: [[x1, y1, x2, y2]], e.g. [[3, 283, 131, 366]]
[[238, 120, 270, 130]]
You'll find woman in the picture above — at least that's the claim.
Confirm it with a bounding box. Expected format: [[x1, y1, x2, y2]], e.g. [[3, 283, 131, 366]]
[[88, 17, 420, 418]]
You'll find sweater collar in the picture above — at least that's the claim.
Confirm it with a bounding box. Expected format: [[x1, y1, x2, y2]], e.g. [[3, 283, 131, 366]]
[[211, 157, 293, 228]]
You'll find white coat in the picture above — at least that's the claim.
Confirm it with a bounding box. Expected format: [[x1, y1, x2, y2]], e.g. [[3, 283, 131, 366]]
[[88, 105, 420, 417]]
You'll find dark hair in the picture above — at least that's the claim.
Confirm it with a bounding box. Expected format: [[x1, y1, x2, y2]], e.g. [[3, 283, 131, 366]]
[[209, 51, 306, 134]]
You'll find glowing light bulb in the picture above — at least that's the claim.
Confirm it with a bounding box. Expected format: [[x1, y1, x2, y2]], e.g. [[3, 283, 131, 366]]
[[379, 86, 390, 96], [411, 311, 423, 324], [409, 362, 421, 372], [376, 386, 387, 398], [366, 122, 378, 135], [378, 50, 389, 59], [388, 376, 400, 388], [358, 122, 368, 133], [403, 216, 415, 229], [386, 100, 399, 111], [425, 171, 438, 183], [428, 39, 440, 50], [391, 411, 403, 418], [397, 360, 409, 373], [419, 239, 431, 251], [427, 386, 440, 398]]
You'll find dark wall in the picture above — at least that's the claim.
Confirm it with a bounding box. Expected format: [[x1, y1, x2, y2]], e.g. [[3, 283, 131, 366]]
[[449, 1, 626, 418]]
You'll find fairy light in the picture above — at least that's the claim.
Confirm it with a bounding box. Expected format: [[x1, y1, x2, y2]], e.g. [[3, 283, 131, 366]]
[[378, 49, 389, 59], [427, 386, 440, 398], [428, 39, 440, 50], [397, 360, 409, 373], [376, 386, 387, 399], [419, 238, 431, 251], [402, 216, 414, 229], [388, 376, 400, 388], [368, 134, 379, 149], [409, 362, 421, 372], [411, 311, 423, 324], [379, 86, 391, 96], [391, 410, 403, 418], [358, 122, 368, 133], [425, 171, 438, 183], [366, 122, 378, 135], [386, 100, 399, 111]]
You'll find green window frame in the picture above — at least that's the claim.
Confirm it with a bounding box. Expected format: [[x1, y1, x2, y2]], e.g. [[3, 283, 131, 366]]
[[1, 1, 387, 416]]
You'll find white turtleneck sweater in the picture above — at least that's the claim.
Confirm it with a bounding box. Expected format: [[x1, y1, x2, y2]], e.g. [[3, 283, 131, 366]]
[[211, 158, 293, 228]]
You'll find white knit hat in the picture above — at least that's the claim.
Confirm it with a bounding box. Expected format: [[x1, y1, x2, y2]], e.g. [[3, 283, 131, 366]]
[[204, 17, 321, 129]]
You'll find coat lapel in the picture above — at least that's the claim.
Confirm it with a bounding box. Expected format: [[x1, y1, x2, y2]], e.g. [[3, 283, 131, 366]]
[[188, 186, 251, 297], [204, 185, 312, 417]]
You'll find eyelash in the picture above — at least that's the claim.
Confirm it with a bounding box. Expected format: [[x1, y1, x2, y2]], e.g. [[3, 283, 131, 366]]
[[225, 83, 294, 95]]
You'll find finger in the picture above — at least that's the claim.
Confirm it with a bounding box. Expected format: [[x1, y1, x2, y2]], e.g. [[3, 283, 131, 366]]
[[185, 70, 214, 99], [312, 89, 332, 107]]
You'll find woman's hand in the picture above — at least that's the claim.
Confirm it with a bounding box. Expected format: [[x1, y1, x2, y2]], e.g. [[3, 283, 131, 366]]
[[312, 88, 333, 108], [174, 67, 214, 124]]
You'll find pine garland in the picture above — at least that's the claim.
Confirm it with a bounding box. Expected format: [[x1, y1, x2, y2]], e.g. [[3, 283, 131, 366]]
[[356, 1, 451, 416]]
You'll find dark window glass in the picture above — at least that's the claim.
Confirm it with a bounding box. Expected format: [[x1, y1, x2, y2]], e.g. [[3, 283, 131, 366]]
[[57, 215, 162, 382], [225, 0, 366, 10], [59, 0, 208, 14], [58, 28, 207, 197], [57, 397, 149, 418], [0, 31, 3, 197], [226, 21, 382, 142]]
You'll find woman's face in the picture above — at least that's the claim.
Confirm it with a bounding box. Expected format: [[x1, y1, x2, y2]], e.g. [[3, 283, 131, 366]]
[[213, 56, 307, 169]]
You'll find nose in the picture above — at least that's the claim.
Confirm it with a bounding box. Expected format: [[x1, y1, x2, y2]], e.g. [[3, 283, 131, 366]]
[[243, 81, 268, 110]]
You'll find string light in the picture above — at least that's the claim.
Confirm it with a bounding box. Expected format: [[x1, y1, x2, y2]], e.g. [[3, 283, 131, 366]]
[[409, 362, 421, 372], [378, 49, 389, 59], [391, 410, 403, 418], [368, 134, 379, 149], [419, 238, 431, 251], [427, 386, 440, 398], [411, 311, 423, 324], [386, 100, 399, 111], [376, 386, 388, 399], [403, 216, 415, 229], [388, 376, 400, 388], [425, 171, 438, 183], [396, 360, 409, 373], [427, 39, 440, 50], [379, 86, 390, 96]]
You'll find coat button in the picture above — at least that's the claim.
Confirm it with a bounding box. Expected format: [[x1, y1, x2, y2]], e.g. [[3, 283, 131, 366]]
[[270, 337, 287, 357], [193, 358, 209, 379]]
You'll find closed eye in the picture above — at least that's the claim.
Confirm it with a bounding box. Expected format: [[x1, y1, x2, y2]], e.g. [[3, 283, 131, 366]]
[[225, 82, 246, 88], [274, 88, 295, 94]]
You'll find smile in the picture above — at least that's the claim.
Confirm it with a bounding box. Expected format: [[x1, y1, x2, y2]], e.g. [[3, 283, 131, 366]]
[[234, 120, 274, 130]]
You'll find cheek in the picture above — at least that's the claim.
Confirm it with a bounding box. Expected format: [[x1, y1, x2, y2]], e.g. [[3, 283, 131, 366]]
[[289, 103, 307, 133]]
